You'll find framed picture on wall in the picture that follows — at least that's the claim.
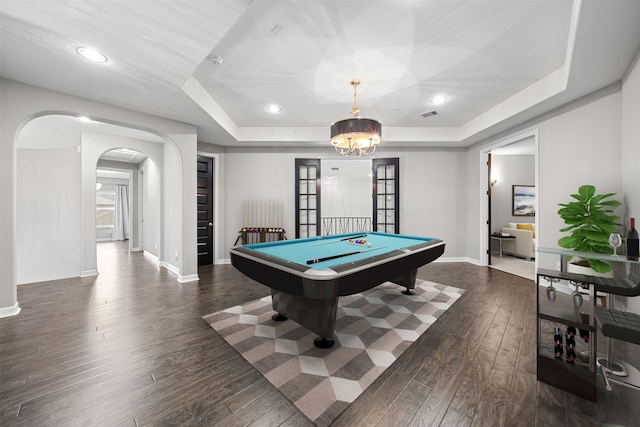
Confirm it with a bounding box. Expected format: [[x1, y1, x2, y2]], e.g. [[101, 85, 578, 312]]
[[512, 185, 535, 216]]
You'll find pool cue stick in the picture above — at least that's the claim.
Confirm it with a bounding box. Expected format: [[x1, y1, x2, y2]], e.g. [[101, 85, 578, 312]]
[[311, 234, 368, 246], [306, 246, 387, 265]]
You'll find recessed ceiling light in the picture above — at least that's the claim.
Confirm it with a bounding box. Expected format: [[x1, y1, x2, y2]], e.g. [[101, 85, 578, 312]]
[[266, 104, 281, 114], [76, 47, 107, 63], [431, 95, 448, 105]]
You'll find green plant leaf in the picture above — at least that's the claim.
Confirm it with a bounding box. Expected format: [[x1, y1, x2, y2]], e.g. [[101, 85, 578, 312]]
[[557, 185, 621, 255], [578, 185, 595, 201], [588, 258, 612, 273]]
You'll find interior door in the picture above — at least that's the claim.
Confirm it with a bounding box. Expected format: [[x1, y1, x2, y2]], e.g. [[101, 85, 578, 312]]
[[197, 156, 214, 266], [372, 158, 400, 234], [295, 159, 321, 238], [487, 153, 493, 265]]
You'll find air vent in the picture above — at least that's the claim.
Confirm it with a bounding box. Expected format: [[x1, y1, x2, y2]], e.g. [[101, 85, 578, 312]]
[[207, 55, 224, 65], [421, 111, 438, 118]]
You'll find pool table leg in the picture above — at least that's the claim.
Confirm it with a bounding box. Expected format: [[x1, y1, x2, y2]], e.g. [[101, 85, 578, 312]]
[[314, 337, 335, 348], [272, 313, 288, 321], [394, 269, 418, 295], [271, 289, 338, 348]]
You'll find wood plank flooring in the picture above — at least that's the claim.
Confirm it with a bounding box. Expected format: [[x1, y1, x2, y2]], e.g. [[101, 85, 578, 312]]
[[1, 241, 638, 426]]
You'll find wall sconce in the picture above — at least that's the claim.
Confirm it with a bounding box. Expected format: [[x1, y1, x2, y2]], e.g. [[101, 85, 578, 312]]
[[490, 179, 498, 186], [96, 182, 102, 190]]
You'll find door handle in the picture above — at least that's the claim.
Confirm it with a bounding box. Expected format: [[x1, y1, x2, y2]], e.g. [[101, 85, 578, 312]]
[[208, 222, 213, 227]]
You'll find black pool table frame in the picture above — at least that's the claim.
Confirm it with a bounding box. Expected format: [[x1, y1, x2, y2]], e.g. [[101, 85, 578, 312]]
[[230, 238, 445, 348]]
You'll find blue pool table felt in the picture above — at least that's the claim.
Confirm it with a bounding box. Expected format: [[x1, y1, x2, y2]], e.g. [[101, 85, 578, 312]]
[[242, 232, 436, 270]]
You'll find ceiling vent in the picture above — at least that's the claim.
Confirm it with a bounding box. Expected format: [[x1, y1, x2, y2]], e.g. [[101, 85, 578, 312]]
[[421, 111, 438, 118], [207, 55, 224, 65]]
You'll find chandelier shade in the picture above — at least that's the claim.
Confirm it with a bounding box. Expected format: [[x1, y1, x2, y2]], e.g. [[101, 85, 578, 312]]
[[330, 79, 382, 156], [330, 117, 382, 156]]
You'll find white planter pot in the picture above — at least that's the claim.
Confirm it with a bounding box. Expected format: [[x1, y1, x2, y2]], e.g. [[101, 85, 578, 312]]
[[567, 262, 614, 279]]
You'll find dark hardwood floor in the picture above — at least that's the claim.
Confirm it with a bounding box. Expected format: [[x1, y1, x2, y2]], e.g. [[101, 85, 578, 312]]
[[1, 241, 638, 426]]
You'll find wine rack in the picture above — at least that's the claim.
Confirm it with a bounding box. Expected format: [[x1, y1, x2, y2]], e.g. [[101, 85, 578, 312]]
[[536, 269, 597, 401]]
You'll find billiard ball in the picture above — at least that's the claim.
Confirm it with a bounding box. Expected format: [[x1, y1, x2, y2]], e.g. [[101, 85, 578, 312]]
[[367, 243, 372, 247]]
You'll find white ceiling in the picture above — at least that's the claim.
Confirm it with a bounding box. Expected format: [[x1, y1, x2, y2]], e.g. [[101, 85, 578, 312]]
[[1, 0, 639, 149]]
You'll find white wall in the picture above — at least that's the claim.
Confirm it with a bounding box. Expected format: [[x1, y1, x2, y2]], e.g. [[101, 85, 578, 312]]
[[81, 131, 164, 275], [536, 92, 622, 270], [491, 154, 535, 233], [0, 79, 198, 317], [162, 142, 181, 270], [621, 53, 640, 313], [469, 89, 623, 267], [16, 147, 82, 284], [222, 148, 468, 261], [141, 157, 161, 257], [397, 150, 467, 256], [321, 159, 371, 219]]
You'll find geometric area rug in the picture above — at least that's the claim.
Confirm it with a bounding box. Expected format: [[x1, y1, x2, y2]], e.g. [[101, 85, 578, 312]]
[[203, 280, 464, 427]]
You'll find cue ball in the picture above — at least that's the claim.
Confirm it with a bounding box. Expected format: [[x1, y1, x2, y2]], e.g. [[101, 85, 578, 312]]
[[367, 243, 372, 247]]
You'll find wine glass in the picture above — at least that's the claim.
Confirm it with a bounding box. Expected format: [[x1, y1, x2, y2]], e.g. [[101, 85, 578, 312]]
[[608, 233, 622, 256]]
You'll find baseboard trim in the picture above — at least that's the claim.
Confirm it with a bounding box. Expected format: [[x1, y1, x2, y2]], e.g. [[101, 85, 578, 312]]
[[161, 261, 179, 276], [158, 261, 198, 283], [81, 269, 98, 277], [0, 302, 21, 318], [436, 256, 482, 266], [178, 274, 199, 283], [143, 251, 160, 265], [218, 258, 231, 265], [131, 247, 142, 252]]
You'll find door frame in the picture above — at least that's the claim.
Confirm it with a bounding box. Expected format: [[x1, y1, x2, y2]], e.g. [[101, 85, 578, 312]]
[[197, 152, 220, 264], [479, 129, 539, 267]]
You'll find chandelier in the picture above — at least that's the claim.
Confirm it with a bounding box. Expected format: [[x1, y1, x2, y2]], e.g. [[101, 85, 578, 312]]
[[330, 79, 382, 156]]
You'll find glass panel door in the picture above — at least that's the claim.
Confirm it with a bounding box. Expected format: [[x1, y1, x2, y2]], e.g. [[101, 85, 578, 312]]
[[372, 158, 399, 234], [295, 159, 321, 238]]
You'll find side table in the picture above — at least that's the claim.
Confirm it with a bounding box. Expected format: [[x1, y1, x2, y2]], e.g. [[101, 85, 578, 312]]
[[491, 235, 516, 257]]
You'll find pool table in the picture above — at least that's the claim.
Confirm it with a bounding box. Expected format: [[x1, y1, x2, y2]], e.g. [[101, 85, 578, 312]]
[[229, 231, 445, 348]]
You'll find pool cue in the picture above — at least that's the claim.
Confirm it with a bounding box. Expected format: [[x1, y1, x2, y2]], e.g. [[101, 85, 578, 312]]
[[306, 246, 387, 265], [311, 234, 368, 246]]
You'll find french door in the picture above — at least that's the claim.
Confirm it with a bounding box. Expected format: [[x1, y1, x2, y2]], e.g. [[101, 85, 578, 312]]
[[295, 159, 321, 238], [295, 157, 400, 237], [372, 158, 400, 234]]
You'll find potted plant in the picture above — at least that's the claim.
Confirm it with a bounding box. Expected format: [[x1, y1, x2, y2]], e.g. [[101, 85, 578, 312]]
[[557, 184, 621, 273]]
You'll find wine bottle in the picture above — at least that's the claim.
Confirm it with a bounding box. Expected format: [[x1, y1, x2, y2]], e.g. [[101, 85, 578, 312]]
[[579, 328, 590, 343], [627, 217, 639, 261]]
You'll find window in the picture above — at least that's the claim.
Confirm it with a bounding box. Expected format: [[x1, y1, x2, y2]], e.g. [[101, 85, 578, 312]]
[[96, 190, 116, 227]]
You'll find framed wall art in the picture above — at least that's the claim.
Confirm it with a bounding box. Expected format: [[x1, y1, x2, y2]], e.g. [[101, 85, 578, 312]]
[[512, 185, 535, 216]]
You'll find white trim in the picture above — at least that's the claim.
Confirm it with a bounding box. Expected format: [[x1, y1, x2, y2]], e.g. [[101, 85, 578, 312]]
[[197, 151, 220, 267], [96, 237, 112, 242], [131, 247, 142, 252], [157, 259, 199, 283], [161, 260, 179, 275], [143, 250, 159, 265], [435, 256, 482, 265], [81, 269, 98, 277], [178, 274, 199, 283], [479, 129, 539, 270], [218, 258, 232, 265], [0, 302, 21, 318]]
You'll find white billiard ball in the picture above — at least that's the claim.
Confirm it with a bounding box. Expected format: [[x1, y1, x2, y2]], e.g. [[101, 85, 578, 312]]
[[367, 243, 372, 247]]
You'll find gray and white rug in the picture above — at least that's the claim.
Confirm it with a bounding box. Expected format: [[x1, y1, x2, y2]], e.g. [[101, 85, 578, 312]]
[[204, 280, 464, 426]]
